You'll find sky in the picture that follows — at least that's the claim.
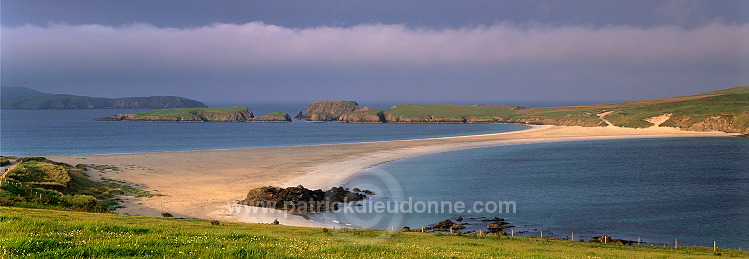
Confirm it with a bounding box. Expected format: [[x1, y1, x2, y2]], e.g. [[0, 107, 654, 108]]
[[2, 0, 749, 104]]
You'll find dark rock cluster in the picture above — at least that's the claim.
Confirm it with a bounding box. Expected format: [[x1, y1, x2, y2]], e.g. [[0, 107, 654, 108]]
[[241, 185, 370, 213]]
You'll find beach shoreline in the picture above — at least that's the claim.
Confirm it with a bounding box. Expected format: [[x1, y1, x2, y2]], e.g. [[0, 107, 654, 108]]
[[47, 125, 735, 227]]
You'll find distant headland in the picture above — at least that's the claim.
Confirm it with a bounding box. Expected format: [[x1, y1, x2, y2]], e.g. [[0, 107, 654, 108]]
[[1, 86, 206, 109]]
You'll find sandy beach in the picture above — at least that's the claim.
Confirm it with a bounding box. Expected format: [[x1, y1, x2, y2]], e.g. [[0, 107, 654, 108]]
[[48, 125, 734, 227]]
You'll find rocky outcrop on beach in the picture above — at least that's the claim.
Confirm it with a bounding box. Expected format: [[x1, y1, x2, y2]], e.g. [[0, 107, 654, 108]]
[[463, 117, 505, 124], [240, 185, 370, 212], [402, 216, 513, 234], [303, 101, 360, 122]]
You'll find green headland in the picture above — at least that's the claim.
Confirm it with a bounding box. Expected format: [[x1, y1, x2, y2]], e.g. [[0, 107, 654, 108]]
[[334, 85, 749, 133]]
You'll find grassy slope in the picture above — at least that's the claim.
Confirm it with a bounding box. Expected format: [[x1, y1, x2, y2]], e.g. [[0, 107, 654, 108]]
[[0, 159, 116, 212], [362, 85, 749, 131], [1, 207, 743, 258], [133, 106, 249, 119]]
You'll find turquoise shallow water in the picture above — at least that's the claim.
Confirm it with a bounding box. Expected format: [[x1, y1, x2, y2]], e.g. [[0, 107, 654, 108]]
[[321, 137, 749, 249]]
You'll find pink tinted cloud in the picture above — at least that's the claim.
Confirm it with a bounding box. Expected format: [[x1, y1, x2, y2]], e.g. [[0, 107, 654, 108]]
[[3, 21, 748, 73]]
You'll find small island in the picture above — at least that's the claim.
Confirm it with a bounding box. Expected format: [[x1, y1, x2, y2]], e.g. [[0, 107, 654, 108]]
[[97, 106, 291, 122]]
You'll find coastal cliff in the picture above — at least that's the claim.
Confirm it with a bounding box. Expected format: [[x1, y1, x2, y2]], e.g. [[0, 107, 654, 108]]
[[338, 111, 384, 123], [97, 107, 291, 123], [303, 101, 360, 122], [251, 112, 293, 122]]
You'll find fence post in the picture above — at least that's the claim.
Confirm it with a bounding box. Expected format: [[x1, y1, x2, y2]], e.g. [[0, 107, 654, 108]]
[[714, 241, 716, 252], [637, 236, 641, 246], [674, 239, 678, 249], [571, 232, 574, 241], [511, 229, 514, 237], [540, 230, 543, 238]]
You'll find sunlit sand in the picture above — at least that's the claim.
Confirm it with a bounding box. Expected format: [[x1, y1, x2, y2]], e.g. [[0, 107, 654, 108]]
[[49, 125, 733, 227]]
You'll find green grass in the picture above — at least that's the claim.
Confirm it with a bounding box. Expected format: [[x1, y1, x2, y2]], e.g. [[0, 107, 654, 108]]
[[99, 177, 162, 198], [134, 106, 249, 118], [0, 207, 743, 258], [0, 159, 120, 212], [344, 85, 749, 132], [345, 110, 381, 116], [387, 104, 517, 119], [605, 92, 749, 129]]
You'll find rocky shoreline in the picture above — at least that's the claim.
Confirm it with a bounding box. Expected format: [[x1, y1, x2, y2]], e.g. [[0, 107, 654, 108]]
[[97, 107, 291, 122]]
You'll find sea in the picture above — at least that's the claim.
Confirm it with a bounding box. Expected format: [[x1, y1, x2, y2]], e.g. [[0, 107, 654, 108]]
[[2, 102, 748, 249]]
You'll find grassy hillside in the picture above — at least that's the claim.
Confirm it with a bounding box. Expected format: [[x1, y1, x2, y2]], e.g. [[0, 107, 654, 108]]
[[0, 157, 117, 212], [133, 106, 250, 119], [352, 85, 749, 133], [0, 87, 207, 110], [0, 207, 743, 258]]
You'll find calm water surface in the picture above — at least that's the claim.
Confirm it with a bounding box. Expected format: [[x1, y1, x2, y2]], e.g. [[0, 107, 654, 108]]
[[323, 137, 749, 249], [1, 108, 526, 156]]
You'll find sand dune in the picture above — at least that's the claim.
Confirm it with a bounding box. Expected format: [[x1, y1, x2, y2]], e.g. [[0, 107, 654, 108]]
[[49, 125, 733, 226]]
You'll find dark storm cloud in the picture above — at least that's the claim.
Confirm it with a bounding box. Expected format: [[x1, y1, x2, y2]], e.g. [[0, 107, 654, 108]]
[[1, 1, 748, 103], [2, 21, 747, 102]]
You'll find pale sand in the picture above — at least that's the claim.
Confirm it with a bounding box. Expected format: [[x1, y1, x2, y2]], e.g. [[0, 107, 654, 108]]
[[48, 125, 734, 227], [644, 113, 673, 126]]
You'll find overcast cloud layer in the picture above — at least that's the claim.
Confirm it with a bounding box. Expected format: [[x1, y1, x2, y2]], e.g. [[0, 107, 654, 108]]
[[2, 21, 749, 103]]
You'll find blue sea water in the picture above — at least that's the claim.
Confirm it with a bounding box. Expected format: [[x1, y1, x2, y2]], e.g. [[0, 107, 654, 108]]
[[323, 137, 749, 249], [0, 106, 525, 156], [2, 107, 748, 249]]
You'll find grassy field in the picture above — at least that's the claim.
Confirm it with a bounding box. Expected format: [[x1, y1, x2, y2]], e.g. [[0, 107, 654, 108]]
[[133, 106, 249, 118], [266, 112, 289, 117], [349, 85, 749, 132], [388, 104, 517, 119], [0, 207, 744, 258]]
